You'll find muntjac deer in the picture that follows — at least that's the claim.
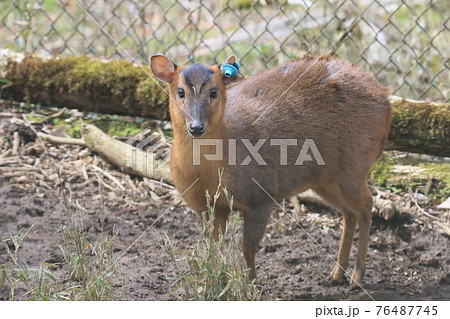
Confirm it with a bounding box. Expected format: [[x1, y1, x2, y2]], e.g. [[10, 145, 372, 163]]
[[151, 54, 392, 286]]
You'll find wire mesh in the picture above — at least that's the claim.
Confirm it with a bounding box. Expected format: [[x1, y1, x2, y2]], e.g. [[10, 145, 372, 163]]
[[0, 0, 448, 102]]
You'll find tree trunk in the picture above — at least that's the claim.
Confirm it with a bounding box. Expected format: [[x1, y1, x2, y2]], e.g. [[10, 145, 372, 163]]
[[3, 54, 449, 156], [386, 96, 450, 157], [2, 54, 170, 120]]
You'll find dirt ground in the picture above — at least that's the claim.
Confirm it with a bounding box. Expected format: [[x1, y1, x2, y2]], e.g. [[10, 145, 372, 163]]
[[0, 113, 449, 301]]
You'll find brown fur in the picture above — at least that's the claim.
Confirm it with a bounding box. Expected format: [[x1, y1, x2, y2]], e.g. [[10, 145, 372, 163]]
[[151, 55, 392, 286]]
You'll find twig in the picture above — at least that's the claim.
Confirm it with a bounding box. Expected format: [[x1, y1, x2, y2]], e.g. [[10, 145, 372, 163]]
[[424, 211, 442, 215], [22, 113, 43, 144], [413, 190, 440, 220], [435, 221, 450, 237], [46, 107, 68, 121], [95, 173, 116, 192], [290, 196, 302, 215], [38, 132, 87, 146], [155, 179, 175, 190], [124, 174, 138, 193], [144, 176, 175, 190], [12, 131, 19, 155], [0, 166, 41, 172], [81, 163, 89, 182], [2, 172, 25, 178], [0, 157, 19, 166], [0, 112, 16, 118], [424, 174, 433, 196], [92, 164, 125, 191], [2, 171, 45, 180], [0, 149, 12, 158], [38, 180, 52, 190]]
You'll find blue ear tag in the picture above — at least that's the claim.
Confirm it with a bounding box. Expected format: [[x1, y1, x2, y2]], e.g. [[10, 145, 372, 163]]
[[221, 62, 240, 77]]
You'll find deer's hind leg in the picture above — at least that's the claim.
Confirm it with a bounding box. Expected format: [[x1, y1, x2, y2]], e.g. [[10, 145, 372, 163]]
[[314, 185, 356, 282], [349, 186, 373, 286], [330, 211, 356, 281], [314, 182, 373, 285]]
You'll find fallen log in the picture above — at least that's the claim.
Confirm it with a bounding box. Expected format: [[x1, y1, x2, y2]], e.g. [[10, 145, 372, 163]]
[[2, 54, 449, 156], [81, 124, 172, 183], [2, 54, 170, 120], [386, 96, 450, 157]]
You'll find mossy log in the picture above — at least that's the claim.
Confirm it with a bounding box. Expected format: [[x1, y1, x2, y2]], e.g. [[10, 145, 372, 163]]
[[2, 54, 170, 120], [2, 54, 449, 156], [387, 96, 450, 157]]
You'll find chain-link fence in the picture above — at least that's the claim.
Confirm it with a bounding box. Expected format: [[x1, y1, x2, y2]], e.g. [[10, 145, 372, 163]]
[[0, 0, 448, 102]]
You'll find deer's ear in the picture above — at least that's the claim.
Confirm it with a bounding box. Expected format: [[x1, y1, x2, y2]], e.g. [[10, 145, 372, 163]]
[[221, 55, 236, 65], [151, 55, 177, 83], [219, 55, 244, 86]]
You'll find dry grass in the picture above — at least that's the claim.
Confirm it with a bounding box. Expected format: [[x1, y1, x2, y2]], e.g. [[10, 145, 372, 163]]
[[162, 172, 261, 301], [0, 169, 121, 300]]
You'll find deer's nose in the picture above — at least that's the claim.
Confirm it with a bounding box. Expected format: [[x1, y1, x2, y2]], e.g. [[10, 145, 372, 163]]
[[188, 122, 206, 137]]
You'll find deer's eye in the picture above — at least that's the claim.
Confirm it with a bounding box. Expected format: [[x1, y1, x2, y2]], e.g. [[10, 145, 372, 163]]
[[177, 88, 185, 99], [210, 88, 217, 99]]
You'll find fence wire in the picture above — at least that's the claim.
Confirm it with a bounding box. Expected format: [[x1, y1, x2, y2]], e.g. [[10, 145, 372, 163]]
[[0, 0, 448, 102]]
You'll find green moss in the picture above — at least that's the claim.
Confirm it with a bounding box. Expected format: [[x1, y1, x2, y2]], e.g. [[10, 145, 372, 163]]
[[67, 123, 82, 139], [225, 0, 255, 10], [371, 154, 396, 187], [52, 117, 82, 138], [388, 97, 450, 156], [4, 55, 169, 119], [371, 154, 421, 193], [371, 153, 450, 201], [27, 109, 69, 123], [89, 119, 142, 138], [52, 116, 144, 139], [69, 59, 144, 109], [52, 118, 63, 125], [27, 114, 47, 123], [420, 163, 450, 200]]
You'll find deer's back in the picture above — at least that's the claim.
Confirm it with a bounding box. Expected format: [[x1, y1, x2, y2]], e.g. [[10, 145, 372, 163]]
[[222, 56, 392, 208]]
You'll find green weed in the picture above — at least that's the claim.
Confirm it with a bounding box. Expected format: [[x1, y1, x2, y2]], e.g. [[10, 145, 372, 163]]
[[371, 154, 396, 187], [0, 171, 120, 300], [162, 172, 261, 301]]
